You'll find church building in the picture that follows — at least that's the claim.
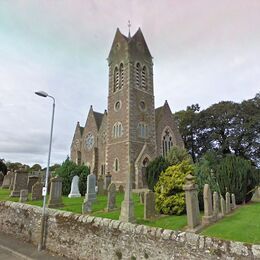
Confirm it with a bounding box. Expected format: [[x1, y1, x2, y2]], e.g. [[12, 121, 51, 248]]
[[70, 28, 184, 188]]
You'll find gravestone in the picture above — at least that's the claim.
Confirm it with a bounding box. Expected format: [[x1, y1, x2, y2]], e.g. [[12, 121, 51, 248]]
[[213, 191, 219, 219], [139, 192, 145, 204], [104, 172, 112, 191], [231, 193, 236, 209], [82, 173, 96, 213], [202, 184, 214, 225], [252, 187, 260, 202], [220, 196, 226, 216], [27, 176, 39, 193], [9, 171, 15, 190], [47, 176, 64, 208], [68, 175, 81, 198], [144, 190, 156, 220], [225, 192, 231, 214], [118, 185, 124, 193], [31, 181, 43, 200], [19, 189, 28, 203], [97, 176, 104, 195], [0, 172, 4, 186], [2, 171, 12, 189], [183, 174, 201, 231], [106, 183, 116, 212], [10, 170, 28, 197]]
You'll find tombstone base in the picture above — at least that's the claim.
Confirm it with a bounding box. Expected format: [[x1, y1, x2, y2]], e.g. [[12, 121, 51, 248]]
[[10, 191, 21, 197], [82, 200, 92, 214], [202, 215, 215, 225], [68, 193, 81, 198], [119, 200, 136, 223]]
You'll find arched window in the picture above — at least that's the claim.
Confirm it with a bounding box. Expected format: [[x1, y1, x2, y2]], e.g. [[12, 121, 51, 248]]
[[114, 158, 119, 172], [114, 66, 119, 92], [162, 128, 173, 156], [138, 122, 148, 138], [141, 66, 147, 89], [135, 62, 141, 88], [119, 63, 124, 89], [113, 122, 123, 138]]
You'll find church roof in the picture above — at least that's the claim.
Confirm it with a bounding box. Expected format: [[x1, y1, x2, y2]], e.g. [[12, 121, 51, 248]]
[[93, 111, 104, 130], [79, 126, 84, 136], [155, 106, 164, 126]]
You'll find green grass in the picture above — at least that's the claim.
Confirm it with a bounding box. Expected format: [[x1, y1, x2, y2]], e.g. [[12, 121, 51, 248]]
[[0, 188, 186, 230], [201, 202, 260, 244]]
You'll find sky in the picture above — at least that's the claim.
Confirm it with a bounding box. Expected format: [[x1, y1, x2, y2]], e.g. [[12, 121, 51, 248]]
[[0, 0, 259, 166]]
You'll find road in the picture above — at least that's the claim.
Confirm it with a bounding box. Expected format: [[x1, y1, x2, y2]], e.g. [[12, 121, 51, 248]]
[[0, 232, 67, 260]]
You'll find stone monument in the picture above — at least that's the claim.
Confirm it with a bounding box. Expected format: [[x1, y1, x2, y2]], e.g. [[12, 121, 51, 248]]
[[183, 174, 201, 232], [97, 176, 104, 195], [47, 176, 64, 208], [1, 171, 11, 189], [31, 181, 43, 200], [68, 175, 81, 198], [82, 173, 96, 213], [104, 172, 112, 191], [225, 192, 231, 214], [118, 185, 124, 193], [220, 196, 226, 216], [27, 176, 39, 193], [231, 193, 236, 209], [106, 183, 116, 212], [10, 170, 28, 197], [144, 190, 156, 220], [19, 189, 28, 203], [202, 184, 214, 224], [0, 172, 4, 186], [213, 191, 219, 219]]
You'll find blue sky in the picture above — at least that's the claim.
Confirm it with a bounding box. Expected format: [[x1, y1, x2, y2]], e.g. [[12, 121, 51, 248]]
[[0, 1, 259, 166]]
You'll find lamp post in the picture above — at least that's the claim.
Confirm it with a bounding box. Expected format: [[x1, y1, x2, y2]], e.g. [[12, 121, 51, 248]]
[[35, 91, 55, 251]]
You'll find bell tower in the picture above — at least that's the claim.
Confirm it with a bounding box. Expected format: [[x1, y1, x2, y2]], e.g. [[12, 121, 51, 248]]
[[106, 28, 156, 188]]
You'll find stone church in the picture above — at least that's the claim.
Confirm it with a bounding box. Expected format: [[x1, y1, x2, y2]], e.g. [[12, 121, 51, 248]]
[[71, 28, 184, 188]]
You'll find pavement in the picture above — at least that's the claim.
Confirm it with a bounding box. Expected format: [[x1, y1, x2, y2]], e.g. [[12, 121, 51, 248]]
[[0, 232, 67, 260]]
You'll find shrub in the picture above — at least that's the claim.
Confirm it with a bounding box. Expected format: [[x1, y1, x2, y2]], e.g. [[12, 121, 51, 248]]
[[55, 158, 90, 196], [154, 160, 194, 215], [146, 156, 169, 191], [166, 146, 193, 166]]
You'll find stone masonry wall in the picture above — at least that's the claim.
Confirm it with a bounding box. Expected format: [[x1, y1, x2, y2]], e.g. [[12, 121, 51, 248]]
[[0, 201, 259, 260]]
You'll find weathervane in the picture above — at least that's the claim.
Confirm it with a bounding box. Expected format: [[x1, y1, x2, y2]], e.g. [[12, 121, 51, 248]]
[[128, 20, 131, 38]]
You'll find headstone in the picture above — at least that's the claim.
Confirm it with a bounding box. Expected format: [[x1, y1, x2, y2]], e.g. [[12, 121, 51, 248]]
[[68, 175, 81, 198], [139, 192, 145, 204], [47, 176, 64, 208], [118, 185, 124, 193], [9, 171, 15, 190], [2, 171, 12, 189], [231, 193, 236, 209], [202, 184, 214, 224], [220, 196, 226, 216], [27, 176, 39, 193], [84, 173, 96, 202], [106, 183, 116, 211], [119, 166, 135, 223], [10, 170, 28, 197], [82, 173, 96, 213], [19, 189, 28, 203], [213, 191, 219, 219], [82, 200, 92, 214], [225, 192, 231, 214], [97, 177, 104, 195], [104, 172, 112, 191], [0, 172, 4, 186], [144, 190, 156, 220], [252, 187, 260, 202], [31, 181, 43, 200], [183, 174, 201, 231]]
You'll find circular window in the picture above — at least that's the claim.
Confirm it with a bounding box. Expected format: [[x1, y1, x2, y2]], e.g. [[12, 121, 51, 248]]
[[139, 101, 146, 111], [114, 101, 121, 111]]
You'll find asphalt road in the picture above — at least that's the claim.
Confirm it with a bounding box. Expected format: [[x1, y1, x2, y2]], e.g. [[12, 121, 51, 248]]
[[0, 232, 67, 260]]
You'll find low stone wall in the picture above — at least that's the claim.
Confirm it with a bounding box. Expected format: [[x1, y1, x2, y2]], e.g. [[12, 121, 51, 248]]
[[0, 201, 259, 259]]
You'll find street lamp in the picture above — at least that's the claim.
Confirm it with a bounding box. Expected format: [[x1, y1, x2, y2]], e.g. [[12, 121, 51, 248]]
[[35, 90, 55, 251]]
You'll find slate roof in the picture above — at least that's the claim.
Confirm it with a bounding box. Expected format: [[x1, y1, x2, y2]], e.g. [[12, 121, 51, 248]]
[[93, 111, 104, 130]]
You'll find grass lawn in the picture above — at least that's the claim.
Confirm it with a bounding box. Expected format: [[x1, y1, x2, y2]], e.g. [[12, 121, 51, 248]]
[[0, 188, 187, 231], [201, 202, 260, 244]]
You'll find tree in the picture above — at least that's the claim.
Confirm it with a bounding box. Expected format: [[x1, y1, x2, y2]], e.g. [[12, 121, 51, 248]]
[[154, 160, 194, 215], [146, 156, 169, 191], [55, 158, 90, 196], [166, 146, 193, 166], [30, 164, 42, 171], [0, 159, 7, 175]]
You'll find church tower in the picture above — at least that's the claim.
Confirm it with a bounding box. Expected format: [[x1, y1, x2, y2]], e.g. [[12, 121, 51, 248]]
[[106, 28, 157, 188]]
